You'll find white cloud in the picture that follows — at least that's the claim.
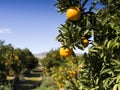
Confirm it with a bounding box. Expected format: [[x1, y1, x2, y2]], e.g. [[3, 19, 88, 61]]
[[0, 28, 12, 34]]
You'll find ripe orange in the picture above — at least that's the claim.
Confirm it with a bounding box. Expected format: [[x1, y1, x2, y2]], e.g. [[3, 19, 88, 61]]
[[83, 38, 89, 48], [59, 47, 72, 57], [66, 6, 81, 21]]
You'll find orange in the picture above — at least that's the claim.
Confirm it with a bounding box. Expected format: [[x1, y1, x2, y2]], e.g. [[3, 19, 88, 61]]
[[66, 6, 81, 21], [83, 38, 89, 48], [59, 47, 72, 57]]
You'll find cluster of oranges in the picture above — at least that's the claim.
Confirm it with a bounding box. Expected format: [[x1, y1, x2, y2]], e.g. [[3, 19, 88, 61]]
[[56, 81, 64, 88], [59, 6, 89, 57], [67, 70, 76, 79], [51, 72, 65, 88]]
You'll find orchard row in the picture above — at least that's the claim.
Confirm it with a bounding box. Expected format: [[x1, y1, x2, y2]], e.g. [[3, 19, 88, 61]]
[[0, 40, 38, 82]]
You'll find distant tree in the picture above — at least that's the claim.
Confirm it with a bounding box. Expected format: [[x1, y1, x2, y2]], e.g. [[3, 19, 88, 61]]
[[22, 48, 38, 70], [0, 40, 4, 46], [41, 49, 64, 69]]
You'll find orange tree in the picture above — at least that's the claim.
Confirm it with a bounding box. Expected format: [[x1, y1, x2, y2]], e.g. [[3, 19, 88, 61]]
[[41, 50, 64, 74], [0, 41, 38, 84], [54, 0, 120, 89], [0, 42, 8, 82], [22, 48, 38, 70]]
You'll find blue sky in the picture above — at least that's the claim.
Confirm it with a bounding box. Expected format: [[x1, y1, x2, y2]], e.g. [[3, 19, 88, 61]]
[[0, 0, 95, 54]]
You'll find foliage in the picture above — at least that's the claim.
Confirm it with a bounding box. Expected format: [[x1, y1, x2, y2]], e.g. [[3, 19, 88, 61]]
[[41, 49, 64, 69], [41, 49, 85, 89], [50, 55, 85, 89], [22, 48, 38, 70], [55, 0, 120, 89], [55, 0, 96, 50], [0, 41, 38, 85], [35, 77, 58, 90], [0, 83, 13, 90]]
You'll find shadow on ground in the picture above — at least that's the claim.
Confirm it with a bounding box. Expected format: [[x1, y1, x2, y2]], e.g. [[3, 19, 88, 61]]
[[13, 80, 42, 90], [12, 66, 43, 90]]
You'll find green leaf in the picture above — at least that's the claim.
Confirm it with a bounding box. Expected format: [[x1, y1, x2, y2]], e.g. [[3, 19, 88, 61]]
[[116, 74, 120, 83], [112, 43, 119, 49], [107, 40, 112, 49], [114, 69, 120, 72], [83, 29, 89, 36], [113, 84, 120, 90], [102, 17, 107, 26], [95, 46, 103, 50], [100, 68, 111, 75], [109, 78, 115, 86], [112, 59, 120, 65], [103, 78, 110, 87], [91, 86, 99, 90], [89, 49, 98, 53], [76, 44, 84, 50], [86, 16, 89, 28], [100, 52, 104, 58], [92, 41, 97, 46], [104, 39, 108, 47]]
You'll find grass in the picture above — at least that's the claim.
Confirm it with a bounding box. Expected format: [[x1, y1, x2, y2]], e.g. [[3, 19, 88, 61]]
[[35, 77, 59, 90]]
